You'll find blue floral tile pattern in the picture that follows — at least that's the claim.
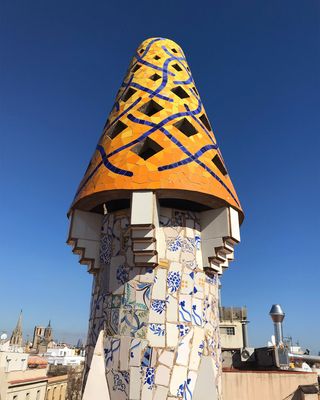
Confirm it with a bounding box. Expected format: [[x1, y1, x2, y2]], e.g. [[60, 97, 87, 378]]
[[177, 324, 191, 337], [149, 323, 165, 336], [150, 299, 167, 314], [167, 271, 181, 293], [112, 370, 129, 394], [167, 236, 182, 251]]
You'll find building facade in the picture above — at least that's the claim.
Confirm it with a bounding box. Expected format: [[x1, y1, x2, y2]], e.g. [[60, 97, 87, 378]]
[[45, 375, 68, 400], [219, 306, 247, 349]]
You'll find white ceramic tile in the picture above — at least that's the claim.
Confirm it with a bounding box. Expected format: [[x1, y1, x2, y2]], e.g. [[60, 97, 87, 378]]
[[104, 337, 120, 369], [123, 282, 136, 308], [155, 365, 171, 386], [178, 295, 192, 323], [169, 365, 187, 397], [109, 256, 127, 294], [156, 227, 167, 259], [119, 336, 131, 370], [194, 272, 205, 293], [152, 268, 167, 300], [106, 369, 128, 400], [147, 324, 165, 347], [204, 281, 210, 296], [186, 370, 197, 398], [141, 386, 153, 400], [149, 299, 166, 323], [169, 261, 182, 273], [167, 270, 182, 295], [191, 298, 203, 326], [195, 249, 203, 270], [189, 326, 205, 370], [129, 338, 142, 366], [139, 267, 155, 283], [185, 225, 195, 237], [166, 295, 178, 322], [158, 349, 175, 368], [166, 323, 178, 347], [141, 367, 155, 400], [153, 385, 168, 400], [135, 282, 151, 310], [176, 329, 193, 366], [150, 348, 159, 367], [129, 367, 142, 399], [181, 251, 197, 270], [180, 272, 194, 295], [165, 236, 181, 261]]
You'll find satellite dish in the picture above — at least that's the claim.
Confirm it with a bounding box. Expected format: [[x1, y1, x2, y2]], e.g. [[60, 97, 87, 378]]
[[1, 333, 8, 340]]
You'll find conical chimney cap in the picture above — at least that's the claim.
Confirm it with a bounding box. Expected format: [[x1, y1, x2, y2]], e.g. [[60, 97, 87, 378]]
[[70, 38, 243, 221], [269, 304, 285, 323]]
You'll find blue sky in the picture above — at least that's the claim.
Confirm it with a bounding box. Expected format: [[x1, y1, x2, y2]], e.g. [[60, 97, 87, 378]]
[[1, 0, 319, 350]]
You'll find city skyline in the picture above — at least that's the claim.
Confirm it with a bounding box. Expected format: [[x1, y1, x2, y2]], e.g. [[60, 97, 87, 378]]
[[1, 0, 319, 354]]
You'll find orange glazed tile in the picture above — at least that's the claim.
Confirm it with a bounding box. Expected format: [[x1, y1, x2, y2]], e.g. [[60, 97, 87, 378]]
[[70, 38, 243, 219]]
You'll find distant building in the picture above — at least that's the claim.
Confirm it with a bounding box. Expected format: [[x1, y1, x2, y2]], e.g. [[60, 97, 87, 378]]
[[32, 322, 54, 354], [45, 346, 85, 366], [219, 306, 248, 349], [9, 311, 23, 350], [0, 351, 48, 400]]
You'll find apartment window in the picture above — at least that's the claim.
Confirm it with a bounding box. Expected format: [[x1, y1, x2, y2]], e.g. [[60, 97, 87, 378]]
[[36, 390, 40, 400], [13, 396, 18, 400], [220, 326, 235, 335], [25, 393, 30, 400]]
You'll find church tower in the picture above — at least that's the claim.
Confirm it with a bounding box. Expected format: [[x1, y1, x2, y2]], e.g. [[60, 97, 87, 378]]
[[10, 310, 23, 347], [44, 320, 52, 343], [68, 37, 243, 400]]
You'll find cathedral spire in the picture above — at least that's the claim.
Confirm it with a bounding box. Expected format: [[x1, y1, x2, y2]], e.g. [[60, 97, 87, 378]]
[[10, 309, 23, 347]]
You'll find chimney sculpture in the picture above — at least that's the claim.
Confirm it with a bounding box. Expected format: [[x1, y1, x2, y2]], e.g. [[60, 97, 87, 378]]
[[68, 37, 243, 400]]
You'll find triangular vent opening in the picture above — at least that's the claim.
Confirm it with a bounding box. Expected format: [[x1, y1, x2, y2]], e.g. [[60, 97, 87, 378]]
[[212, 155, 228, 176], [122, 87, 137, 102], [174, 118, 198, 137], [149, 73, 161, 82], [172, 63, 183, 72], [107, 120, 128, 140], [132, 64, 141, 73], [132, 137, 163, 160], [199, 114, 211, 131], [171, 86, 189, 99], [138, 100, 163, 117]]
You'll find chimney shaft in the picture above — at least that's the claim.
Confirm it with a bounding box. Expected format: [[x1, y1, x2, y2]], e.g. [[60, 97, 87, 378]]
[[241, 320, 249, 348]]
